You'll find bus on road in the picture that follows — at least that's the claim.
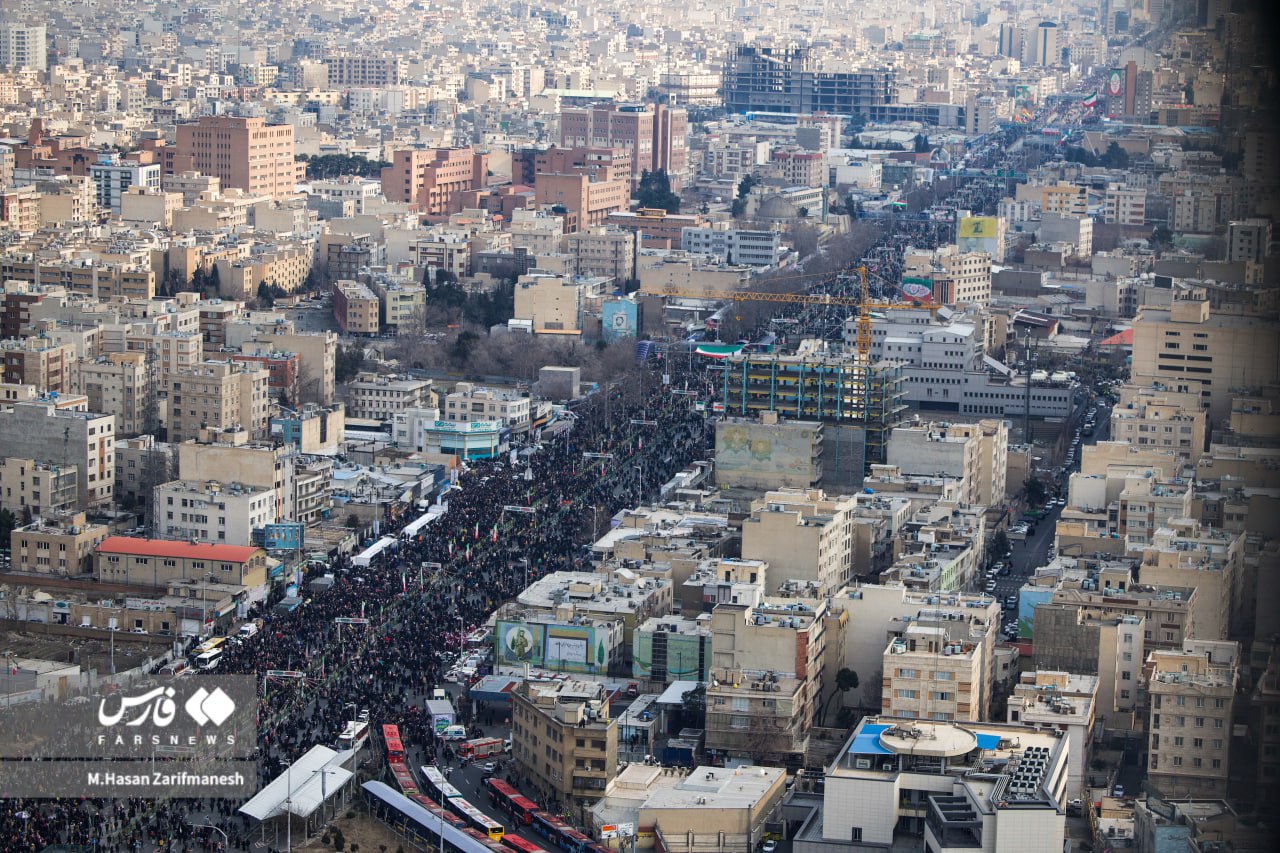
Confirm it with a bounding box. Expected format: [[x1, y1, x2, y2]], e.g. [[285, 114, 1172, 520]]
[[337, 720, 370, 751]]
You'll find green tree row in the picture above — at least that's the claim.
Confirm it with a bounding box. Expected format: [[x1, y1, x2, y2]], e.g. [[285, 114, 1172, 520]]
[[297, 153, 390, 180]]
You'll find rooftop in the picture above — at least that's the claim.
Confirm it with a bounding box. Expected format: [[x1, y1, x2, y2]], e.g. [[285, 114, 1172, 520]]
[[96, 537, 261, 563], [641, 765, 784, 811]]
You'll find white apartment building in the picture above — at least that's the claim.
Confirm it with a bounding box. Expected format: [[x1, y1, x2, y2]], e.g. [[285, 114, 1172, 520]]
[[154, 479, 277, 547], [442, 383, 531, 432], [1007, 671, 1098, 798], [829, 585, 1001, 711], [804, 718, 1067, 852], [564, 226, 636, 282], [680, 225, 785, 268], [88, 158, 161, 215], [1104, 184, 1147, 226], [0, 22, 47, 71], [850, 309, 1078, 419], [345, 372, 434, 421]]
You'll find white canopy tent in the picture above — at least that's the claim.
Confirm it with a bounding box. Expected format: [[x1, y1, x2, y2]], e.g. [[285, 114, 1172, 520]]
[[239, 745, 355, 822]]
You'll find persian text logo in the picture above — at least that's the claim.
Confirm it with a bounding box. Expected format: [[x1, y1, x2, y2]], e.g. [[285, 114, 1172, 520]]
[[97, 685, 237, 729]]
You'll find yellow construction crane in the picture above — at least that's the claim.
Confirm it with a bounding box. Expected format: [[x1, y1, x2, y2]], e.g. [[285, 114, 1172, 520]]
[[658, 265, 943, 364]]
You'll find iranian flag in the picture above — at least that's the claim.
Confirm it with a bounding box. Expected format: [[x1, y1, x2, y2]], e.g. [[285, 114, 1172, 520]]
[[1082, 91, 1098, 109]]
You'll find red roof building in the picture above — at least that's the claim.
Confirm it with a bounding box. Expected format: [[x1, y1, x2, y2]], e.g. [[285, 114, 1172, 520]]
[[95, 537, 269, 589]]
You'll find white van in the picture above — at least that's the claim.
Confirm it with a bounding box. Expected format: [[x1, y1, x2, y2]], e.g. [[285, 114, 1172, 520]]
[[238, 622, 260, 639], [442, 724, 468, 741]]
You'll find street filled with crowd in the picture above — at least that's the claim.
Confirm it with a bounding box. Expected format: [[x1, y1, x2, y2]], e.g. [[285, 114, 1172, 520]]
[[0, 364, 714, 852]]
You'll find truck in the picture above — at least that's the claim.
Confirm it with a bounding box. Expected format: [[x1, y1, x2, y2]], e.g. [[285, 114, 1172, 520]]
[[459, 737, 505, 761], [426, 697, 455, 735]]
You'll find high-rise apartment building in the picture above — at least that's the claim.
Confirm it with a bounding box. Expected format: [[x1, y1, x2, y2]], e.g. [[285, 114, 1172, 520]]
[[1132, 296, 1280, 424], [88, 156, 161, 214], [324, 55, 406, 87], [173, 116, 304, 200], [331, 280, 380, 335], [0, 22, 46, 71], [1139, 518, 1243, 642], [1226, 218, 1271, 263], [902, 245, 992, 306], [379, 148, 489, 217], [510, 679, 618, 806], [166, 360, 270, 443], [0, 401, 114, 509], [1, 336, 75, 393], [153, 479, 278, 547], [722, 46, 894, 117], [533, 173, 629, 233], [1147, 640, 1238, 798], [740, 488, 855, 597], [705, 597, 840, 765], [559, 103, 688, 190], [72, 352, 155, 437], [883, 609, 995, 722]]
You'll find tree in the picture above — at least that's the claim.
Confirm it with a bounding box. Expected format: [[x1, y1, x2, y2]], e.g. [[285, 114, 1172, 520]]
[[1149, 225, 1174, 250], [1023, 477, 1048, 506], [0, 508, 17, 550], [678, 683, 706, 730], [1100, 142, 1130, 169], [731, 174, 758, 219], [913, 133, 930, 153], [819, 668, 859, 725], [298, 153, 389, 180], [634, 169, 680, 213], [334, 345, 366, 383], [450, 330, 479, 362], [990, 529, 1010, 559]]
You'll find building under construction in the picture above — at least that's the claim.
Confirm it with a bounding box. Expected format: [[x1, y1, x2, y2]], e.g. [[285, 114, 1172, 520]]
[[711, 343, 908, 469]]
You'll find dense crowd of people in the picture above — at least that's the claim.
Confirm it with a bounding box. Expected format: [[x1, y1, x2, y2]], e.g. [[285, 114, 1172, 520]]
[[0, 363, 714, 852]]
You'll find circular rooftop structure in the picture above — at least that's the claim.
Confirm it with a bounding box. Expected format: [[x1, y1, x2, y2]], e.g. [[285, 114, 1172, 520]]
[[878, 723, 977, 758]]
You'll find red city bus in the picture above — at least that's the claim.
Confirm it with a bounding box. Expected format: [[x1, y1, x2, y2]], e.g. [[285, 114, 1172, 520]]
[[388, 759, 417, 795], [382, 724, 405, 761], [484, 777, 539, 825], [501, 834, 545, 852]]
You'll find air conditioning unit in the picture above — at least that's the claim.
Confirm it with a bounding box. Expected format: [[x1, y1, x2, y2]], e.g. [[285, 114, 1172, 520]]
[[855, 758, 871, 770]]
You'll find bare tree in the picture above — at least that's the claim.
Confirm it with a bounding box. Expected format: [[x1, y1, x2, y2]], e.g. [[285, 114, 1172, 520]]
[[294, 359, 322, 406]]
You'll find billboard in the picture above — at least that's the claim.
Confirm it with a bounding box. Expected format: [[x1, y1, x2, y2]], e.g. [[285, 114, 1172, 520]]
[[1017, 586, 1054, 640], [496, 621, 545, 668], [602, 299, 641, 342], [495, 620, 611, 674], [263, 522, 304, 551], [957, 216, 1002, 261], [958, 216, 997, 240], [900, 275, 934, 302], [716, 421, 820, 490], [1105, 68, 1125, 106]]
